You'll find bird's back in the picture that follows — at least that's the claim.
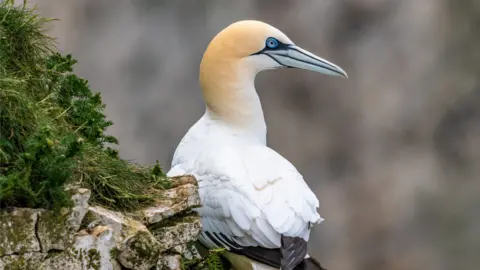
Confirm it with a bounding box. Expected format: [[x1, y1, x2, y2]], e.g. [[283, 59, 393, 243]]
[[168, 114, 323, 269]]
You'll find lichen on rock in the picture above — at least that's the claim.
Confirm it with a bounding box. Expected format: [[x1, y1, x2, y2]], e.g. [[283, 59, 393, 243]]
[[151, 214, 202, 252], [0, 252, 47, 270], [40, 226, 120, 270], [36, 210, 71, 253], [67, 188, 92, 232], [87, 205, 149, 243], [156, 254, 182, 270], [117, 230, 161, 270], [139, 175, 201, 225], [1, 183, 205, 270], [37, 188, 91, 252], [0, 208, 41, 256]]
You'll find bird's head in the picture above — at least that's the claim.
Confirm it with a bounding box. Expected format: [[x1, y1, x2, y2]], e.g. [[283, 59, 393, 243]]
[[200, 20, 347, 83], [199, 20, 347, 132]]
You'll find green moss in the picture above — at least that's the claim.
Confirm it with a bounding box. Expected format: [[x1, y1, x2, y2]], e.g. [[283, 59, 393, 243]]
[[2, 256, 26, 270], [60, 246, 101, 269], [37, 209, 70, 250], [130, 231, 160, 261], [109, 247, 118, 261], [0, 209, 38, 256], [79, 211, 96, 230], [86, 249, 101, 270], [0, 0, 170, 211], [70, 247, 80, 257], [116, 230, 163, 269], [182, 246, 227, 270], [0, 253, 46, 270], [148, 211, 199, 230], [77, 248, 84, 263]]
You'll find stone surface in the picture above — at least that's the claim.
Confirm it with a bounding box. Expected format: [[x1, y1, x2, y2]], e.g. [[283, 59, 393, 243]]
[[140, 178, 201, 225], [68, 188, 91, 231], [37, 188, 91, 252], [87, 205, 149, 243], [86, 206, 162, 270], [170, 243, 187, 255], [170, 175, 197, 188], [0, 252, 47, 270], [40, 226, 121, 270], [40, 251, 83, 270], [117, 230, 161, 270], [151, 215, 202, 251], [0, 177, 203, 269], [156, 254, 182, 270], [183, 244, 202, 261], [37, 210, 71, 253], [0, 208, 41, 256]]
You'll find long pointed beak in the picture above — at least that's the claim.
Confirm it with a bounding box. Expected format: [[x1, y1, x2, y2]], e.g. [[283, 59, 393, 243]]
[[265, 45, 348, 78]]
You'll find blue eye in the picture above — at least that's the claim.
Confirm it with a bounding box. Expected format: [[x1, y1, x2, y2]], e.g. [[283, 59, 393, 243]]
[[266, 37, 279, 49]]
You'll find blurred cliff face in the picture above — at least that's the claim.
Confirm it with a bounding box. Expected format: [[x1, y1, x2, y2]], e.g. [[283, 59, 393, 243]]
[[28, 0, 480, 269]]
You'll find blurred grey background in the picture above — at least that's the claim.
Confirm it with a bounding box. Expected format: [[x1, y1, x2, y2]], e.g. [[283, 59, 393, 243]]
[[26, 0, 479, 269]]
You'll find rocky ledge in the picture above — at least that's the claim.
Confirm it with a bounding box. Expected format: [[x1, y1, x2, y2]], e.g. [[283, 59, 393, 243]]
[[0, 175, 202, 270]]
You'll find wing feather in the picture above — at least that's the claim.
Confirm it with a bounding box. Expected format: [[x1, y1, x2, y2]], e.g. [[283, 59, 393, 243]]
[[169, 142, 322, 267]]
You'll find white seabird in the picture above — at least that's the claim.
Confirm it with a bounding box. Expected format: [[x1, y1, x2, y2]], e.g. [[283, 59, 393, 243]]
[[168, 20, 347, 270]]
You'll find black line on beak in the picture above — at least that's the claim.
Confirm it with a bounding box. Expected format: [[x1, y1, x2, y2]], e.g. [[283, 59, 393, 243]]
[[287, 46, 344, 76], [281, 54, 345, 75], [263, 53, 287, 67], [252, 44, 344, 75]]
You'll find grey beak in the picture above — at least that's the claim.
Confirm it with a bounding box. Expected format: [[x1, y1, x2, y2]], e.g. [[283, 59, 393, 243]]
[[265, 45, 348, 78]]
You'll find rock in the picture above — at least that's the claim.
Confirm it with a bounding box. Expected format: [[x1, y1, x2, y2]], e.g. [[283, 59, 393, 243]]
[[0, 252, 47, 270], [169, 243, 187, 254], [90, 225, 110, 238], [168, 243, 201, 260], [40, 251, 83, 270], [86, 206, 162, 270], [151, 215, 202, 251], [87, 206, 148, 243], [183, 244, 202, 261], [36, 210, 71, 253], [68, 188, 91, 231], [0, 177, 204, 269], [170, 175, 198, 188], [156, 254, 182, 270], [37, 188, 91, 252], [0, 208, 41, 256], [76, 229, 89, 236], [40, 226, 121, 270], [117, 230, 161, 270], [139, 176, 201, 225]]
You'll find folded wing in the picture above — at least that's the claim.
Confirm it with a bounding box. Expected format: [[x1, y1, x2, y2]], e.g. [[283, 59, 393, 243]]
[[169, 144, 322, 268]]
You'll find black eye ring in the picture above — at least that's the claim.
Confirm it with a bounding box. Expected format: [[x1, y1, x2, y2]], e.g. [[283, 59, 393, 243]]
[[266, 37, 279, 49]]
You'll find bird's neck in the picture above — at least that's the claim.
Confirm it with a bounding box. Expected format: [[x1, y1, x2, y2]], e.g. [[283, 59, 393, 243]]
[[200, 59, 267, 144]]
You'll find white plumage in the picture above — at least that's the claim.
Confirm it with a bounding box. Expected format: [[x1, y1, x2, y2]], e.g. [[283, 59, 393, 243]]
[[167, 20, 346, 269], [168, 113, 323, 251]]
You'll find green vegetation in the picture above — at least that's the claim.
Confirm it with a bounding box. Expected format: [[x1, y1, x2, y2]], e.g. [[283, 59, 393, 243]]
[[182, 247, 227, 270], [0, 0, 169, 210]]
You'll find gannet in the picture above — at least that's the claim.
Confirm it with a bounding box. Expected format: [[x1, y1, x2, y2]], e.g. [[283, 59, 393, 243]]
[[168, 20, 347, 270]]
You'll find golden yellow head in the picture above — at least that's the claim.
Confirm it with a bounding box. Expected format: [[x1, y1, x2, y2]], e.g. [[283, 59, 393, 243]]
[[200, 20, 347, 79], [201, 20, 292, 63], [199, 20, 347, 124]]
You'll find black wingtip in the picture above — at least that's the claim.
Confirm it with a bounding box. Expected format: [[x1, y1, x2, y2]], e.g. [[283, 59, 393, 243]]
[[281, 235, 308, 270], [205, 232, 328, 270]]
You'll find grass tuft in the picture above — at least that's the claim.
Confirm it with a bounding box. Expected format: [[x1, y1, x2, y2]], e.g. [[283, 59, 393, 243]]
[[0, 0, 169, 211], [182, 248, 227, 270]]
